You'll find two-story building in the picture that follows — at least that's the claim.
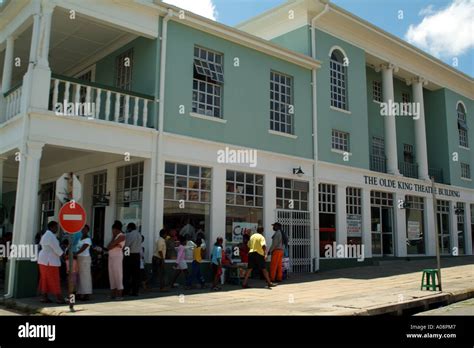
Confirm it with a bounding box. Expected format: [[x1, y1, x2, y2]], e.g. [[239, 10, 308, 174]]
[[238, 0, 473, 269], [0, 0, 472, 298]]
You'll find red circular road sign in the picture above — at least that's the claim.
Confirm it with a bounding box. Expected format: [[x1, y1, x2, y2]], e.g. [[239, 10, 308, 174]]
[[59, 201, 86, 234]]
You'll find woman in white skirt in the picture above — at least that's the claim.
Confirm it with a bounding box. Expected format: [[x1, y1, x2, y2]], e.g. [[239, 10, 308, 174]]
[[76, 225, 93, 301]]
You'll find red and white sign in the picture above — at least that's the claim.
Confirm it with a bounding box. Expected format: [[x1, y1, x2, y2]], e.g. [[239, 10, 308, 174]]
[[59, 201, 86, 234]]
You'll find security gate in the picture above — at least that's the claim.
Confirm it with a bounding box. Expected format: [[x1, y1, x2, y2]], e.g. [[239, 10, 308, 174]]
[[276, 210, 311, 273]]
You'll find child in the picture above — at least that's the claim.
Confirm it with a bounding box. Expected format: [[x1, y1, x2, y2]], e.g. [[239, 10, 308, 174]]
[[169, 235, 189, 288], [211, 237, 223, 290], [185, 238, 205, 289]]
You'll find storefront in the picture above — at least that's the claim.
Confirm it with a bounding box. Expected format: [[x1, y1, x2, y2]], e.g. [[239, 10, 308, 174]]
[[405, 195, 425, 255], [370, 191, 394, 256]]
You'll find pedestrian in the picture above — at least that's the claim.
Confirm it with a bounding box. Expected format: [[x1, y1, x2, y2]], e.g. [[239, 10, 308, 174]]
[[269, 222, 284, 283], [76, 225, 93, 300], [107, 221, 125, 300], [185, 234, 196, 261], [37, 221, 65, 304], [239, 234, 250, 263], [242, 227, 276, 289], [165, 229, 178, 259], [196, 231, 207, 258], [123, 222, 141, 296], [210, 237, 223, 290], [169, 235, 189, 288], [152, 229, 168, 291], [186, 238, 206, 289]]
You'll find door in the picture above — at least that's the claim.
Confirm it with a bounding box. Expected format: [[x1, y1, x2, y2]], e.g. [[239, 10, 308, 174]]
[[92, 206, 106, 247], [276, 210, 311, 273], [437, 212, 450, 254], [371, 206, 394, 256]]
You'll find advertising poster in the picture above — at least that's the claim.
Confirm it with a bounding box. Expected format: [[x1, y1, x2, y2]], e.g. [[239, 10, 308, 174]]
[[232, 222, 257, 243]]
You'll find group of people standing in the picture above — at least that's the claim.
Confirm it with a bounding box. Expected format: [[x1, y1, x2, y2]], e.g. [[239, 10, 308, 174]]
[[37, 221, 92, 303]]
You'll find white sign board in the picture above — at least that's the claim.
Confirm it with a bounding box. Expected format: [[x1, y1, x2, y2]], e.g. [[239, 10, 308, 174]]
[[347, 214, 362, 237], [232, 222, 257, 243], [407, 221, 421, 240], [56, 173, 82, 203]]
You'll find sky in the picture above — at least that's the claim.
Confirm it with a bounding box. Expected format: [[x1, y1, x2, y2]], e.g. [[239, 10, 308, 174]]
[[164, 0, 474, 77]]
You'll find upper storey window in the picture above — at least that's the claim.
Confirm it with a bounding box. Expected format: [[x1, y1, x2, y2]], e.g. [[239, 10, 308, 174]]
[[270, 71, 294, 134], [329, 49, 348, 110], [457, 102, 469, 148], [192, 46, 224, 118]]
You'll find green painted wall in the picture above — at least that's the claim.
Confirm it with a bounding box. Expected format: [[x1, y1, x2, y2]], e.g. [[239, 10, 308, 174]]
[[443, 89, 474, 189], [425, 89, 450, 183], [366, 67, 384, 150], [313, 29, 370, 169], [94, 37, 158, 128], [271, 25, 311, 56], [163, 21, 314, 159]]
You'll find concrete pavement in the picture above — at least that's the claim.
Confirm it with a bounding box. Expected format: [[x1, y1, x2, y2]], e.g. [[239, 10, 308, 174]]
[[4, 256, 474, 316]]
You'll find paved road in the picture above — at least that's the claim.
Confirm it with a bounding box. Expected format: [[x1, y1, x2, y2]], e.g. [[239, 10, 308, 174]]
[[11, 256, 474, 316], [0, 306, 20, 315], [415, 298, 474, 316]]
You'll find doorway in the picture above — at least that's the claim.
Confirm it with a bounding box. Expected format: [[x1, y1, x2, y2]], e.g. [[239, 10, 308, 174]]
[[371, 191, 395, 256], [92, 206, 106, 247], [436, 200, 451, 255]]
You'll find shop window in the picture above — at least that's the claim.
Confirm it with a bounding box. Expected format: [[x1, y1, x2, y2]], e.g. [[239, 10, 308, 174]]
[[319, 183, 336, 257], [456, 202, 465, 255], [406, 195, 425, 255], [346, 187, 362, 245], [270, 71, 294, 134], [276, 178, 309, 211], [163, 162, 212, 258], [116, 162, 143, 231], [226, 170, 263, 257]]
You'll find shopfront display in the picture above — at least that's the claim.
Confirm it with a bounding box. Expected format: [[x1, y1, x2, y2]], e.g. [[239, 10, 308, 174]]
[[319, 183, 336, 257], [116, 162, 143, 231], [346, 187, 362, 245], [370, 191, 394, 256], [436, 199, 451, 255], [405, 195, 425, 255]]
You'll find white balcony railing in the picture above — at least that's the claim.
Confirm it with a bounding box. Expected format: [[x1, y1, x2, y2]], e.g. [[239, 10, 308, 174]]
[[4, 84, 22, 121], [50, 76, 153, 127]]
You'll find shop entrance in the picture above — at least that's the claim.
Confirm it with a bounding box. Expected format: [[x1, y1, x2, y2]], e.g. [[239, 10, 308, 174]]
[[370, 191, 394, 256], [436, 200, 450, 255], [92, 206, 106, 247], [276, 209, 311, 273]]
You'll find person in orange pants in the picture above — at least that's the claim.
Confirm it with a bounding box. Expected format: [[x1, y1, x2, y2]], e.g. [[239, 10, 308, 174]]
[[269, 222, 284, 282]]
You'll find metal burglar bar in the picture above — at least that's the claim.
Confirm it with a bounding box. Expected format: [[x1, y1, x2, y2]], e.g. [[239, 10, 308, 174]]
[[276, 210, 311, 273]]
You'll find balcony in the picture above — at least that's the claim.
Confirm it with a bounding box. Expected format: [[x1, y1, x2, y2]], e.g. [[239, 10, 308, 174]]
[[399, 161, 418, 179], [370, 154, 387, 173], [3, 83, 22, 121], [49, 75, 154, 128], [429, 167, 444, 183]]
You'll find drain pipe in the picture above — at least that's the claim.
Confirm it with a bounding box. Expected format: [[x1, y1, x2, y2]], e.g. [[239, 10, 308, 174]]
[[154, 9, 173, 236], [310, 3, 329, 272]]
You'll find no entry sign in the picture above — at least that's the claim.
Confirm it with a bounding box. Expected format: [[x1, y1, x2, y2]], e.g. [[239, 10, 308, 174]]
[[59, 201, 86, 234]]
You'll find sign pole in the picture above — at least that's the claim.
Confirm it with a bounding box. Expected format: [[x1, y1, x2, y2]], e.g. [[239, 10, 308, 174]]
[[430, 176, 442, 291], [67, 172, 75, 312]]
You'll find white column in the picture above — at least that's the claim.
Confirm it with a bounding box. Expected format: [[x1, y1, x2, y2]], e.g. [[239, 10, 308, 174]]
[[37, 3, 54, 68], [465, 204, 473, 255], [1, 37, 14, 94], [410, 77, 429, 180], [141, 158, 156, 263], [425, 196, 436, 256], [263, 171, 277, 246], [361, 188, 372, 258], [12, 142, 44, 246], [395, 192, 407, 257], [449, 201, 458, 256], [380, 64, 400, 176], [211, 166, 226, 244], [336, 184, 347, 245]]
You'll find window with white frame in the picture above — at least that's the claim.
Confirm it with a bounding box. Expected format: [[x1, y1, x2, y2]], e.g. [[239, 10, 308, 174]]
[[319, 183, 336, 213], [330, 49, 347, 110], [40, 182, 56, 232], [372, 136, 385, 157], [164, 162, 212, 203], [226, 171, 264, 208], [346, 187, 361, 215], [332, 129, 350, 152], [192, 46, 223, 118], [276, 178, 309, 211], [402, 92, 410, 114], [116, 162, 143, 230], [319, 183, 336, 257], [115, 49, 133, 90], [372, 80, 382, 102], [270, 71, 294, 134], [461, 162, 471, 179], [403, 143, 414, 163], [457, 103, 469, 148]]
